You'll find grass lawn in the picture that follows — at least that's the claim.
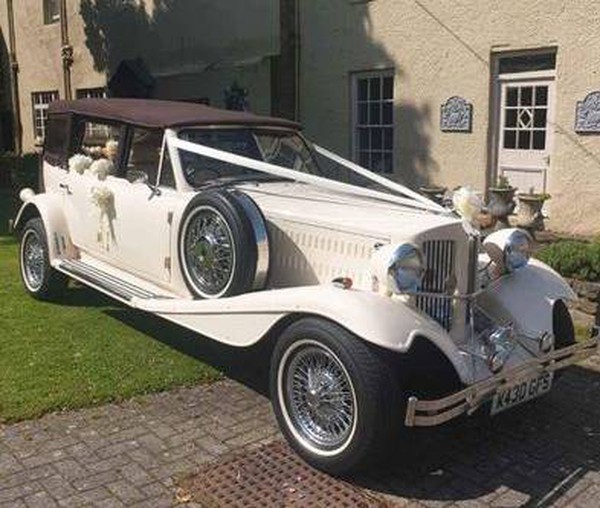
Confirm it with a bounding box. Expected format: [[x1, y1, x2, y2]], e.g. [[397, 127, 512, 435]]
[[0, 234, 221, 423]]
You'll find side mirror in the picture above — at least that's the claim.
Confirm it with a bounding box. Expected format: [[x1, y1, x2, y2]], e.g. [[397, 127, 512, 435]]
[[126, 170, 162, 198], [126, 170, 148, 184]]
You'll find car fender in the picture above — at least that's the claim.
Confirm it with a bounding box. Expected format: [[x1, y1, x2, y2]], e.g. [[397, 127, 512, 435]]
[[13, 192, 74, 262], [134, 285, 471, 383], [476, 258, 576, 337]]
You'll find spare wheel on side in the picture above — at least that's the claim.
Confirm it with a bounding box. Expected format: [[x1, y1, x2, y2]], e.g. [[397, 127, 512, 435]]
[[178, 190, 269, 298]]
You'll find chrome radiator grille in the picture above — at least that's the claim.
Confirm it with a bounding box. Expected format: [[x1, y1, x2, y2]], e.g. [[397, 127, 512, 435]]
[[416, 240, 455, 331]]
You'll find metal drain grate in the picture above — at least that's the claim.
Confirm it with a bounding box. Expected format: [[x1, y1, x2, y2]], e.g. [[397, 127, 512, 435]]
[[176, 440, 388, 507]]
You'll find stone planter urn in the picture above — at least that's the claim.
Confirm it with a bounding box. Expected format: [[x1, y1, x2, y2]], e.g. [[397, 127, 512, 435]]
[[516, 193, 548, 232], [419, 186, 447, 205], [487, 186, 516, 229]]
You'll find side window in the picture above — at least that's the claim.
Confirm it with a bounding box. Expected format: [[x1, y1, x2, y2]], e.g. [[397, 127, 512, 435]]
[[126, 129, 163, 185], [70, 119, 122, 176], [43, 115, 70, 168]]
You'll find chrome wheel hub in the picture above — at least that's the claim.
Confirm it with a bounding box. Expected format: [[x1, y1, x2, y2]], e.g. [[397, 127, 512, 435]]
[[22, 230, 45, 291], [184, 208, 234, 296], [283, 343, 356, 452]]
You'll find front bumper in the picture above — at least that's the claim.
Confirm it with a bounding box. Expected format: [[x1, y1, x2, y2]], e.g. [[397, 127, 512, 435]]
[[404, 337, 599, 427]]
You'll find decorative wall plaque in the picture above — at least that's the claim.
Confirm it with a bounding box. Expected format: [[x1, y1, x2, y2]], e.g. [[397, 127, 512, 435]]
[[440, 96, 472, 132], [575, 91, 600, 133]]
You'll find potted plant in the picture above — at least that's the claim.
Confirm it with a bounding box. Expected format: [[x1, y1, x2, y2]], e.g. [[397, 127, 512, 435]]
[[516, 187, 550, 232], [487, 175, 516, 229]]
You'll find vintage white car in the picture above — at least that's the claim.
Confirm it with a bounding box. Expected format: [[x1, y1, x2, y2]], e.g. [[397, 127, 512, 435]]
[[15, 99, 598, 474]]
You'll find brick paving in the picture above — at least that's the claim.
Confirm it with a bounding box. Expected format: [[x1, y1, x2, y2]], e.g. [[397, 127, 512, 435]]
[[1, 355, 599, 507], [0, 381, 279, 507]]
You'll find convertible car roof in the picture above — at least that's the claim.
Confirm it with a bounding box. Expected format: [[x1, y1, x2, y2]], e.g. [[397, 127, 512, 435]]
[[48, 98, 301, 130]]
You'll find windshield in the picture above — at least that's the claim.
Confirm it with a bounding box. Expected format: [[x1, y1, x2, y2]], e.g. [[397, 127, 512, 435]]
[[178, 128, 320, 187], [173, 127, 439, 213]]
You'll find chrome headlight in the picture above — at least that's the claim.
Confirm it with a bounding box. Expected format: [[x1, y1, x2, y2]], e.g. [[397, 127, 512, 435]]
[[504, 229, 532, 272], [388, 244, 425, 293], [483, 228, 532, 274]]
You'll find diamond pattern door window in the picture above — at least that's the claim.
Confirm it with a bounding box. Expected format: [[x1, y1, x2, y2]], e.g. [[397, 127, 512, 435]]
[[503, 85, 548, 150]]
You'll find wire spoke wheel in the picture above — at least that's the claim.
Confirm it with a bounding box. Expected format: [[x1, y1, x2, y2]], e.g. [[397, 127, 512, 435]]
[[184, 207, 235, 297], [281, 340, 357, 454], [21, 229, 46, 291]]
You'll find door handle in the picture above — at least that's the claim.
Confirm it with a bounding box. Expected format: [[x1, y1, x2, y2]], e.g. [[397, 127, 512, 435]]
[[59, 183, 71, 194]]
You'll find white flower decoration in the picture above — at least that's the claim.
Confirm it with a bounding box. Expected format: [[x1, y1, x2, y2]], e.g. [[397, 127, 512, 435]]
[[90, 186, 114, 209], [68, 154, 93, 174], [104, 139, 119, 159], [89, 158, 114, 181], [452, 186, 483, 223]]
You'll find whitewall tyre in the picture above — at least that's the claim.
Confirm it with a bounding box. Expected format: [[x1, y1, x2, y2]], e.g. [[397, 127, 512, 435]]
[[270, 317, 403, 475], [19, 218, 67, 300]]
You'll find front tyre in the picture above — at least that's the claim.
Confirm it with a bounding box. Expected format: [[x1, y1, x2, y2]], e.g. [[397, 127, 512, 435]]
[[19, 218, 67, 300], [270, 318, 402, 475]]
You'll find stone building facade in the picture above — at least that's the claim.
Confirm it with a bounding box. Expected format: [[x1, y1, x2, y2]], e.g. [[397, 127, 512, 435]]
[[1, 0, 599, 235], [298, 0, 600, 236], [0, 0, 287, 152]]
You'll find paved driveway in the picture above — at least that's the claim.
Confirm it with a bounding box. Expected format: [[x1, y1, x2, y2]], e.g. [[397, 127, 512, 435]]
[[1, 356, 599, 507]]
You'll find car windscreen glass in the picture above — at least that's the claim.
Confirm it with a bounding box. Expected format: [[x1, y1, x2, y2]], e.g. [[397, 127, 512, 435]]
[[176, 128, 406, 198], [254, 132, 320, 175], [178, 129, 263, 187]]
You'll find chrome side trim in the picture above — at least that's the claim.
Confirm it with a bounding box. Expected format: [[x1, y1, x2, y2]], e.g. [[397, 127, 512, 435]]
[[404, 338, 599, 427], [230, 190, 270, 290]]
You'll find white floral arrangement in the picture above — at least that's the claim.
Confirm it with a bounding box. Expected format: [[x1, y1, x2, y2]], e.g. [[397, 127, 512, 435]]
[[452, 186, 484, 223], [90, 186, 114, 209], [89, 158, 114, 181], [68, 154, 93, 174], [104, 139, 119, 159]]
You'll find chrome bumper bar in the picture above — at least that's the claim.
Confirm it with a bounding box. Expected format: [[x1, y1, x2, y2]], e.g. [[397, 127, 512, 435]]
[[404, 337, 599, 427]]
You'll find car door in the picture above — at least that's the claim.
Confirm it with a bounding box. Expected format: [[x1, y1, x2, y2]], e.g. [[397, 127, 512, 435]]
[[102, 128, 177, 286], [61, 119, 124, 256]]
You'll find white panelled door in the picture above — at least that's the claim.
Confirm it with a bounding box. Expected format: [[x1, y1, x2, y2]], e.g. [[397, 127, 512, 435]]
[[497, 75, 555, 193]]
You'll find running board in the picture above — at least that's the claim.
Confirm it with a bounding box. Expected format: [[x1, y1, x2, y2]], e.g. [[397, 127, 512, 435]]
[[57, 259, 173, 303]]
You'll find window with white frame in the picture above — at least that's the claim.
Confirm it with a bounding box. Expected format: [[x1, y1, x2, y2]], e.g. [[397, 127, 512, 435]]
[[76, 88, 110, 140], [32, 91, 59, 142], [352, 71, 394, 173], [76, 87, 107, 99], [43, 0, 60, 25]]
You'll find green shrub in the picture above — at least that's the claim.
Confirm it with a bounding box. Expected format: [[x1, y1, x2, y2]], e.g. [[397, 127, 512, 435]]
[[537, 239, 600, 282]]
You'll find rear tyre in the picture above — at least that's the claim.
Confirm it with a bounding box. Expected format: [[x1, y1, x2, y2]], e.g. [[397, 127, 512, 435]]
[[270, 317, 403, 475], [19, 218, 68, 300]]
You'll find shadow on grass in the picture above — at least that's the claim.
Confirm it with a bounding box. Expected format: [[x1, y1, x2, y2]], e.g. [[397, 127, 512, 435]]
[[103, 306, 271, 395]]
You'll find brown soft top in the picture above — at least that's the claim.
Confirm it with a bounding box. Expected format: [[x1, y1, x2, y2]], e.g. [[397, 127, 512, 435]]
[[48, 98, 301, 130]]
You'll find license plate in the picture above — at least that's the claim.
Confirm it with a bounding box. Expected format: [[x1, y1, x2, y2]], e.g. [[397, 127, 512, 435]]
[[490, 371, 554, 416]]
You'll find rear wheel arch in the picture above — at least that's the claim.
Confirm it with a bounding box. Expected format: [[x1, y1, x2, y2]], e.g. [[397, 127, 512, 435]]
[[14, 202, 42, 234]]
